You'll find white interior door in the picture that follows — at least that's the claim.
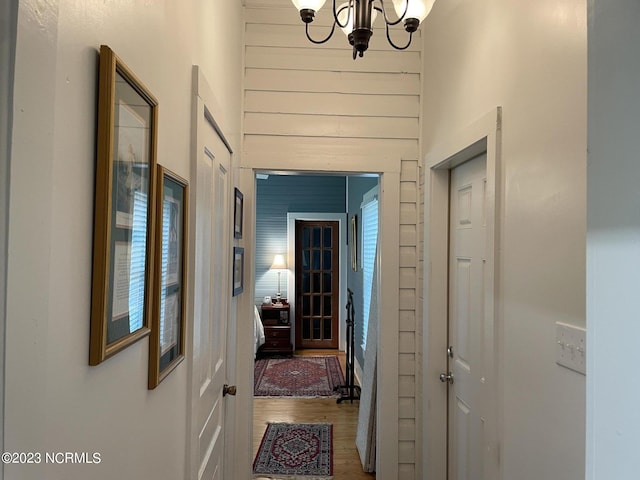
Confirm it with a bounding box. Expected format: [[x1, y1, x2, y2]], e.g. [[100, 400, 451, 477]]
[[447, 153, 487, 480], [189, 115, 232, 480]]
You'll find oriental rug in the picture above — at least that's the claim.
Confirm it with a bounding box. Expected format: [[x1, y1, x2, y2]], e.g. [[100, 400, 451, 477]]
[[254, 356, 345, 398], [253, 423, 333, 479]]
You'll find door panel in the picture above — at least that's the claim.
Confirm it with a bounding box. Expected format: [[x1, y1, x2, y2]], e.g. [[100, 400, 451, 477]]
[[190, 117, 231, 480], [295, 220, 339, 349], [448, 154, 486, 480]]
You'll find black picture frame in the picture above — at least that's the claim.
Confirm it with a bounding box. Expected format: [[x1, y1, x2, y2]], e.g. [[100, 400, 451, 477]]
[[350, 214, 358, 271], [233, 247, 244, 296], [234, 187, 243, 239]]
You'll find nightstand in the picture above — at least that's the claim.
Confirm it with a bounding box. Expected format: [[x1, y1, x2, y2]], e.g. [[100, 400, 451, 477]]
[[260, 303, 293, 355]]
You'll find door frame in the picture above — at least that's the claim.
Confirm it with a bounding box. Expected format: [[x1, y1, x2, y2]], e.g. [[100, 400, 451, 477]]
[[287, 212, 348, 351], [240, 161, 401, 480], [423, 107, 503, 480]]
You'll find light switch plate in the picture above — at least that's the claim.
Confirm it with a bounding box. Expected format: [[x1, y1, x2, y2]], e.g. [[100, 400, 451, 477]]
[[555, 322, 586, 375]]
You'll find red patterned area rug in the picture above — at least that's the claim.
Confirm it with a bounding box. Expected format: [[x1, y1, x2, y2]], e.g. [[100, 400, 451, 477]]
[[254, 356, 345, 398], [253, 423, 333, 479]]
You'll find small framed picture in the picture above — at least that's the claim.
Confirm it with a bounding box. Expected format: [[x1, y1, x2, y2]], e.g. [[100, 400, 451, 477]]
[[233, 247, 244, 296], [148, 166, 189, 389], [89, 45, 158, 365], [350, 214, 358, 271], [234, 188, 243, 239]]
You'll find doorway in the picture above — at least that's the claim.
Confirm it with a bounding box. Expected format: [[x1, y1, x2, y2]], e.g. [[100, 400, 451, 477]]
[[241, 164, 401, 479], [250, 172, 386, 477]]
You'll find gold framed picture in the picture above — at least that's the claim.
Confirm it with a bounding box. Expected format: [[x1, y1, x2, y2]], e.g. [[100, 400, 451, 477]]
[[148, 166, 188, 389], [89, 45, 158, 365]]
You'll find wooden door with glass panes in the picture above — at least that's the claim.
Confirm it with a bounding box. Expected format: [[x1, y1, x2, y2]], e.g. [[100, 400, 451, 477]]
[[295, 220, 339, 349]]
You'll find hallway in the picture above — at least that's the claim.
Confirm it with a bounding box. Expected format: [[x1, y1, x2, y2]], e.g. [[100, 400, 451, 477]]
[[5, 0, 621, 478], [253, 350, 375, 479]]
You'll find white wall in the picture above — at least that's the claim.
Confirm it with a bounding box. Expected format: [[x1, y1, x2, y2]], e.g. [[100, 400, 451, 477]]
[[587, 1, 640, 478], [421, 1, 586, 479], [5, 1, 242, 479]]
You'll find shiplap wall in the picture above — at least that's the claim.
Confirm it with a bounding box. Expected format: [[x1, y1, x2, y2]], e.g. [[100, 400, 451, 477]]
[[243, 0, 421, 476]]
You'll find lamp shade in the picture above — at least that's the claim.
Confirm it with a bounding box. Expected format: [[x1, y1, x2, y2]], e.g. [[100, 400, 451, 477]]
[[271, 254, 287, 270], [292, 0, 326, 12], [392, 0, 434, 23]]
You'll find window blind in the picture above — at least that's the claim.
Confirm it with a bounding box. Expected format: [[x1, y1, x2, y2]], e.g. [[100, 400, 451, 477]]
[[128, 190, 148, 332], [361, 190, 378, 349]]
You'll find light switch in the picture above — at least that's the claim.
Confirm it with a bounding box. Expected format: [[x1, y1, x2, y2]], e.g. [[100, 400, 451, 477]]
[[555, 322, 586, 375]]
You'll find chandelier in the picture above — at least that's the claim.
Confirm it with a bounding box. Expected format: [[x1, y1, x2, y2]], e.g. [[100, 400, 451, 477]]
[[291, 0, 435, 59]]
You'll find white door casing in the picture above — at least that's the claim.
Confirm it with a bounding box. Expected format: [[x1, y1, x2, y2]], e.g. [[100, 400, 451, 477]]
[[242, 162, 401, 479], [423, 107, 502, 480], [448, 154, 487, 479]]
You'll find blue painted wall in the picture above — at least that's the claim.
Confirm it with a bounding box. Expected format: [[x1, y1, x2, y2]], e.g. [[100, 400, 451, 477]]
[[255, 175, 346, 304]]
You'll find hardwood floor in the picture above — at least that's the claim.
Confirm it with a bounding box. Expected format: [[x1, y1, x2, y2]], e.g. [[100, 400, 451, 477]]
[[253, 350, 376, 479]]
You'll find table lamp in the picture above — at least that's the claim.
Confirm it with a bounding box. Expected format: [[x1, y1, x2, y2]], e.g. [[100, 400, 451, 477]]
[[270, 254, 287, 306]]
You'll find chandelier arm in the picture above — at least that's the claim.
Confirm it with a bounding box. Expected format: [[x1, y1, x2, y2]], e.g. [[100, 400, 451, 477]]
[[333, 0, 353, 30], [305, 21, 339, 44], [385, 23, 413, 50], [376, 0, 407, 27]]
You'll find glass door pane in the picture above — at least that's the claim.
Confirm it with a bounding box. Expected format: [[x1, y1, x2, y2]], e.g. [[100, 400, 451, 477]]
[[295, 220, 339, 349]]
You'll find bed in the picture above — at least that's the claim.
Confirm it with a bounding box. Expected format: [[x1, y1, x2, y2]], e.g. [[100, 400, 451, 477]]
[[254, 305, 265, 357]]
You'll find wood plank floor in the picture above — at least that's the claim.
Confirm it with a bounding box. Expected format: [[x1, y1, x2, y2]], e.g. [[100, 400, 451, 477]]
[[253, 350, 376, 479]]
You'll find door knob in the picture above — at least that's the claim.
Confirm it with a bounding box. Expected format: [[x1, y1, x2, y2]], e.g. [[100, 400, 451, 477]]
[[439, 372, 454, 384], [223, 384, 237, 396]]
